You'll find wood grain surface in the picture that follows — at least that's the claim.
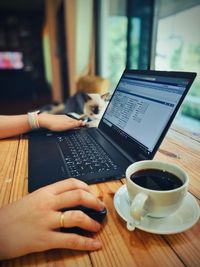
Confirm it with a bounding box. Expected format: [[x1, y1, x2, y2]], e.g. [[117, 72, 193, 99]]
[[0, 128, 199, 267]]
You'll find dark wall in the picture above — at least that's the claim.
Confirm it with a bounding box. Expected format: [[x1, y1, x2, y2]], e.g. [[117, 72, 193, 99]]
[[0, 10, 49, 99]]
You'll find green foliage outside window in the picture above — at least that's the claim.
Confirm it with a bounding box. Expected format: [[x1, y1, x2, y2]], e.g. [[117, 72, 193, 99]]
[[107, 17, 127, 90], [156, 5, 200, 126]]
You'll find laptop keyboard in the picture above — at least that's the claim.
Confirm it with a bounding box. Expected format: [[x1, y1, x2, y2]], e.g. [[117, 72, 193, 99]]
[[57, 131, 118, 177]]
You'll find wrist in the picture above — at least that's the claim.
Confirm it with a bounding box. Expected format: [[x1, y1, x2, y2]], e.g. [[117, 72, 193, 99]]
[[37, 113, 49, 129]]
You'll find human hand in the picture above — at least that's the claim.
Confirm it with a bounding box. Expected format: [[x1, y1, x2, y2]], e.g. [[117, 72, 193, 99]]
[[38, 113, 85, 132], [0, 178, 105, 260]]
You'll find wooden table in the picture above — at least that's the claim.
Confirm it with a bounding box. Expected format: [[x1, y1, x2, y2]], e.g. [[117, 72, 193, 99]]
[[0, 127, 200, 266]]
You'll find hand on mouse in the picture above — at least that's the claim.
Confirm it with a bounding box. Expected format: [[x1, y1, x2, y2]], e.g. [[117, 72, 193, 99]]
[[0, 178, 105, 260]]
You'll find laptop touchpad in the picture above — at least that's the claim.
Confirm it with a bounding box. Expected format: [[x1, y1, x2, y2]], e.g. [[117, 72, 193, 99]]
[[28, 140, 67, 192]]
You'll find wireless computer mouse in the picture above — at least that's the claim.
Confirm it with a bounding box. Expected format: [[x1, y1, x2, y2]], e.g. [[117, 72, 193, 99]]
[[60, 206, 107, 234]]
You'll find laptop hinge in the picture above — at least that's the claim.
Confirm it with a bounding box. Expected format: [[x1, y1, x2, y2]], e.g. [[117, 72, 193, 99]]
[[97, 129, 136, 163]]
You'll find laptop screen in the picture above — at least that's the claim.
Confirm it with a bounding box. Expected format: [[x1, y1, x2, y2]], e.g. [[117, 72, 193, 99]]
[[99, 70, 196, 160]]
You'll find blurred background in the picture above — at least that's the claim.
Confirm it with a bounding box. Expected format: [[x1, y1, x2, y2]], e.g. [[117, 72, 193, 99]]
[[0, 0, 199, 133]]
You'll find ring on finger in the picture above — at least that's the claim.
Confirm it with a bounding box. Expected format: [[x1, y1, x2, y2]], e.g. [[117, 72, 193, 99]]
[[60, 212, 65, 228]]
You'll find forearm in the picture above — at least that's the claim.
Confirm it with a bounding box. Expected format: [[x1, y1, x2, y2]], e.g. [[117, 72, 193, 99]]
[[0, 113, 84, 139], [0, 115, 31, 139]]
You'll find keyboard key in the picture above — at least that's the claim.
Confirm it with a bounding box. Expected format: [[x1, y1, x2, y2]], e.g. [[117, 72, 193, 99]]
[[57, 131, 117, 177]]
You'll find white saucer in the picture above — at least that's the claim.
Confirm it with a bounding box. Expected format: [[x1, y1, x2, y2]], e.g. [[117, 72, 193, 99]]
[[114, 184, 200, 234]]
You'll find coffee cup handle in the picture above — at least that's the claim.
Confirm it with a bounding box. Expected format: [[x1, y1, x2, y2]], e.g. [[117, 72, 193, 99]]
[[130, 192, 148, 221]]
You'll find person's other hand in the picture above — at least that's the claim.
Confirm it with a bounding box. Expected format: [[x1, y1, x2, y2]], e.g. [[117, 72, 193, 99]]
[[0, 178, 105, 260], [38, 113, 85, 132]]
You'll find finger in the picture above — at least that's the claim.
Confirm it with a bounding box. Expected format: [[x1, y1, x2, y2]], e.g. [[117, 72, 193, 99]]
[[65, 116, 83, 127], [54, 189, 105, 211], [70, 120, 84, 128], [45, 178, 91, 195], [60, 121, 83, 131], [65, 115, 77, 122], [77, 120, 85, 127], [58, 210, 101, 232], [48, 232, 102, 251]]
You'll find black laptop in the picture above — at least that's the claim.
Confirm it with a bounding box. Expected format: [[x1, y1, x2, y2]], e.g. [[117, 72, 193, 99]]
[[28, 69, 196, 192]]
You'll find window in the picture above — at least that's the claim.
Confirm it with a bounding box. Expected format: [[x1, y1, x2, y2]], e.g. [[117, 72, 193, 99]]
[[155, 5, 200, 132], [98, 0, 154, 91], [107, 16, 128, 90]]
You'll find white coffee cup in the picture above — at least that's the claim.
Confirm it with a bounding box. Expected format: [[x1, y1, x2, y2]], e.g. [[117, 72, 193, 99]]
[[126, 160, 189, 228]]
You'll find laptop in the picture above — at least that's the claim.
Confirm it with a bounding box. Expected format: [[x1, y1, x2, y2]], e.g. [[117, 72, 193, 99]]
[[28, 69, 196, 192]]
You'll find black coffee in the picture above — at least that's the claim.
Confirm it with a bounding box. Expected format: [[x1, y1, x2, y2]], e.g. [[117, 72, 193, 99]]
[[130, 169, 183, 191]]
